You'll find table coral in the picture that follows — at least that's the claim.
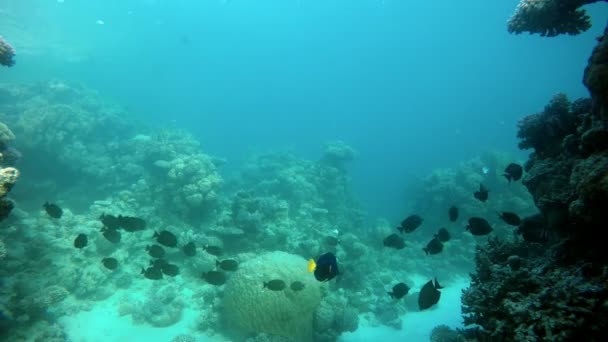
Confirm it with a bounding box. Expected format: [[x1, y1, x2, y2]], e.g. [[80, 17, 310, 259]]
[[508, 0, 600, 36], [222, 251, 322, 341]]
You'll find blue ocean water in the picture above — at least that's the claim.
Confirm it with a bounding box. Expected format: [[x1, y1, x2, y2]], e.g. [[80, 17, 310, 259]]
[[1, 1, 607, 341]]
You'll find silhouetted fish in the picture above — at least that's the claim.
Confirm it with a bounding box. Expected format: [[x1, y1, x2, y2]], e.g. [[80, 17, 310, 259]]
[[146, 244, 165, 258], [499, 211, 521, 226], [141, 266, 163, 280], [102, 257, 118, 270], [216, 259, 238, 272], [101, 227, 121, 243], [74, 234, 87, 249], [504, 163, 523, 182], [324, 236, 340, 246], [388, 282, 410, 299], [43, 202, 62, 219], [398, 215, 423, 233], [202, 271, 226, 286], [263, 279, 286, 291], [154, 230, 177, 248], [423, 237, 444, 255], [474, 184, 489, 202], [161, 263, 180, 277], [517, 214, 550, 243], [448, 206, 458, 222], [418, 278, 442, 310], [290, 281, 305, 291], [99, 213, 120, 230], [466, 217, 493, 235], [118, 215, 146, 232], [203, 245, 222, 256], [383, 233, 406, 250]]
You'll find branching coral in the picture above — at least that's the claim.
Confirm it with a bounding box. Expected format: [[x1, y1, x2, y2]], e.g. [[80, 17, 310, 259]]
[[462, 238, 608, 340], [507, 0, 600, 37], [0, 36, 15, 67]]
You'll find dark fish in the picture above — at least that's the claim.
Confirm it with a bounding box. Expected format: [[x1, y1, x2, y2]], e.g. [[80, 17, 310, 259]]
[[308, 252, 339, 282], [154, 230, 177, 248], [216, 259, 238, 272], [517, 214, 550, 243], [99, 213, 120, 230], [117, 215, 146, 232], [182, 242, 196, 257], [324, 236, 340, 246], [435, 228, 450, 242], [504, 163, 523, 182], [102, 257, 118, 270], [74, 234, 87, 249], [141, 266, 163, 280], [383, 233, 406, 250], [474, 184, 489, 202], [423, 237, 444, 255], [290, 281, 305, 291], [398, 215, 423, 233], [203, 245, 223, 256], [101, 227, 121, 244], [448, 206, 458, 222], [263, 279, 286, 291], [43, 202, 63, 219], [499, 211, 521, 226], [161, 263, 180, 277], [202, 271, 226, 286], [388, 282, 410, 299], [146, 244, 165, 258], [418, 278, 443, 310], [466, 217, 493, 236]]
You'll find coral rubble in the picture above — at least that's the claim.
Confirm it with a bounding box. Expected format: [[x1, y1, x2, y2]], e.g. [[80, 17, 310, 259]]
[[508, 0, 601, 37]]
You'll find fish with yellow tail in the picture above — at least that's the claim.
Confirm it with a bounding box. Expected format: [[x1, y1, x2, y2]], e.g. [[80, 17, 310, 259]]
[[307, 252, 339, 282]]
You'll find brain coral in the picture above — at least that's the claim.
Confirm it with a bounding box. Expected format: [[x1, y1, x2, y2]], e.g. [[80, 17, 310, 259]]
[[223, 251, 323, 341]]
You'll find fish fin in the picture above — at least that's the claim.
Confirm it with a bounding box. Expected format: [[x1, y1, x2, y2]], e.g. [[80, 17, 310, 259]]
[[153, 232, 158, 238], [140, 268, 145, 275], [307, 259, 316, 273], [388, 292, 394, 298], [434, 278, 443, 289], [263, 282, 268, 288], [216, 260, 220, 267], [423, 248, 428, 255]]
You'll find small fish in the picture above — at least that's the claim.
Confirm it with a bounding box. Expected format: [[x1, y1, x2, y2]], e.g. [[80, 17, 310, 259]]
[[448, 206, 458, 222], [146, 244, 165, 258], [263, 279, 286, 291], [182, 241, 196, 257], [161, 263, 180, 277], [216, 259, 238, 272], [397, 215, 423, 233], [141, 267, 163, 280], [499, 211, 521, 226], [101, 257, 118, 270], [202, 271, 226, 286], [423, 237, 444, 255], [466, 217, 493, 236], [43, 202, 63, 219], [474, 184, 489, 202], [149, 258, 168, 269], [383, 233, 406, 250], [118, 216, 146, 232], [418, 278, 443, 310], [154, 230, 177, 248], [101, 227, 121, 244], [517, 214, 551, 243], [504, 163, 523, 182], [308, 252, 339, 282], [290, 281, 306, 291], [388, 282, 410, 299], [203, 245, 223, 256], [324, 235, 340, 246], [435, 228, 451, 242], [74, 234, 87, 249], [99, 213, 120, 230]]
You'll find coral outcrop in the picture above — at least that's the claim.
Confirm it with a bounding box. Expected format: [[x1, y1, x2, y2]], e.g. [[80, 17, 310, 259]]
[[507, 0, 601, 36], [584, 25, 608, 120], [0, 36, 15, 67], [0, 121, 18, 221], [222, 251, 322, 341]]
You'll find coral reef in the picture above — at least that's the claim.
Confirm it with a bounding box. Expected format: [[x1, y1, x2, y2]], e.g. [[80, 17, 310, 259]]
[[0, 121, 18, 221], [584, 25, 608, 120], [313, 293, 359, 342], [222, 251, 322, 341], [462, 238, 608, 340], [0, 36, 15, 67], [507, 0, 600, 37]]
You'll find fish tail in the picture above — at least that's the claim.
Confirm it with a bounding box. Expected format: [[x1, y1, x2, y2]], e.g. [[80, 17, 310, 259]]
[[423, 248, 428, 255], [307, 259, 316, 273], [140, 268, 145, 275], [216, 260, 220, 267], [153, 232, 158, 238], [263, 282, 268, 289], [388, 292, 394, 298]]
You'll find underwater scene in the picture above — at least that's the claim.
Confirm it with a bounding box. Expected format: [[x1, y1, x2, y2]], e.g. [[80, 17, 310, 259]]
[[1, 0, 608, 341]]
